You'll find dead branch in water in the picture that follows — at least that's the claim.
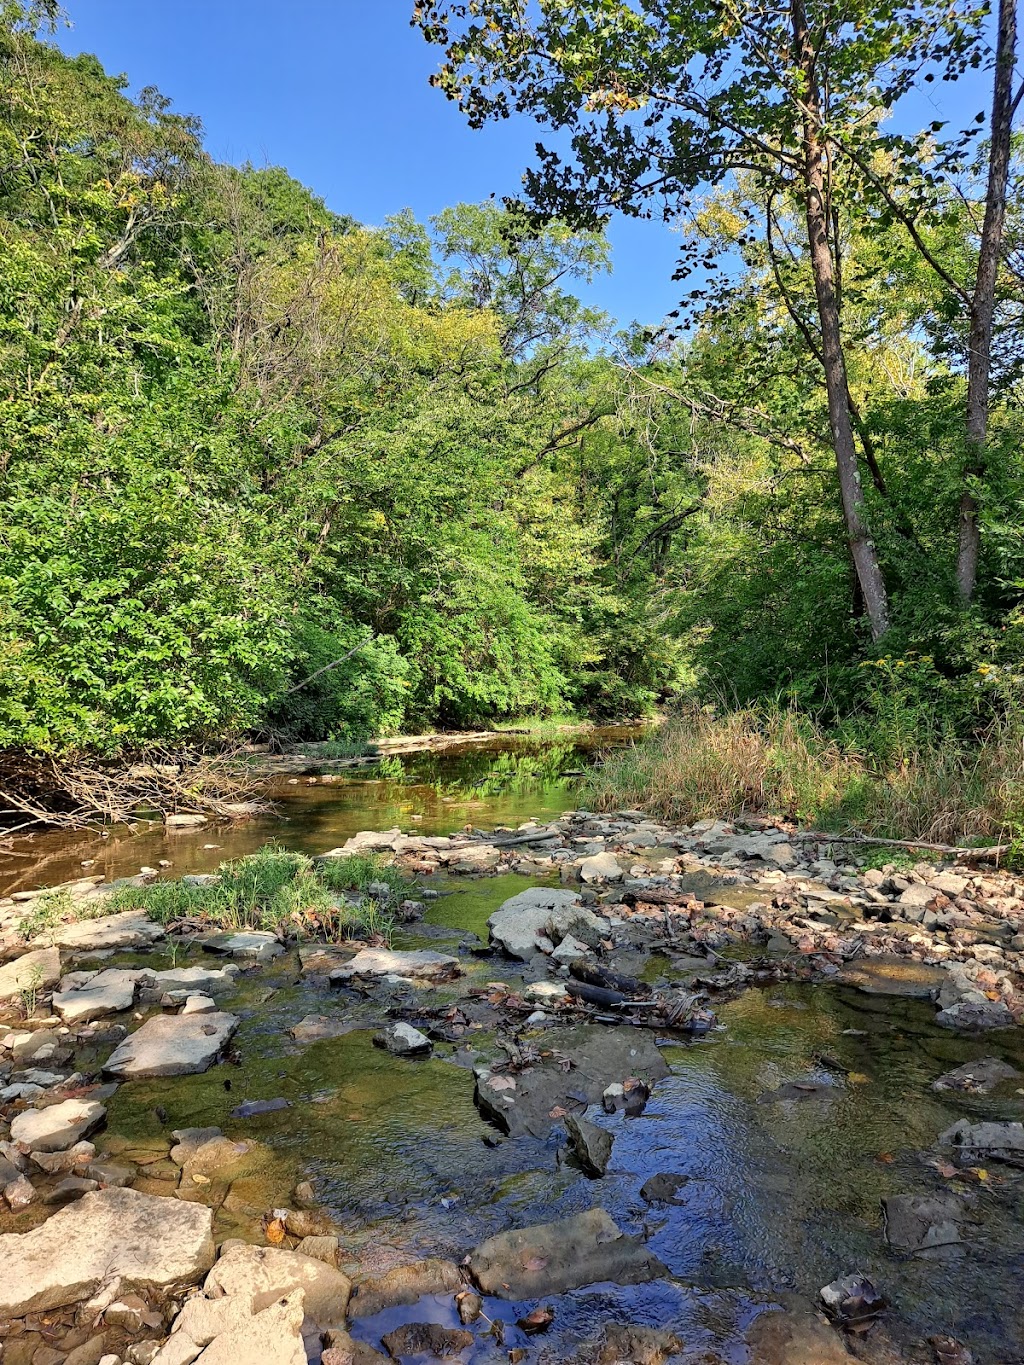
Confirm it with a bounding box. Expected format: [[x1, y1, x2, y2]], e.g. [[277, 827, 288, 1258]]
[[794, 830, 1011, 863], [0, 746, 271, 835]]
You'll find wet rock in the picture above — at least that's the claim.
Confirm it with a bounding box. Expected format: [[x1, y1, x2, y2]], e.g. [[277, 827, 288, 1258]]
[[930, 1335, 974, 1365], [328, 948, 461, 985], [201, 931, 284, 962], [380, 1323, 473, 1358], [639, 1172, 688, 1205], [103, 1012, 239, 1078], [487, 886, 603, 960], [296, 1235, 339, 1266], [601, 1076, 652, 1116], [53, 969, 141, 1024], [595, 1325, 685, 1365], [758, 1076, 839, 1104], [372, 1022, 432, 1057], [935, 999, 1015, 1031], [230, 1098, 290, 1118], [0, 947, 62, 1003], [349, 1259, 463, 1317], [564, 1114, 613, 1177], [747, 1306, 852, 1363], [468, 1208, 666, 1298], [10, 1098, 106, 1153], [0, 1188, 214, 1316], [203, 1241, 351, 1325], [43, 913, 164, 951], [932, 1057, 1020, 1094], [840, 957, 946, 999], [819, 1271, 888, 1326], [882, 1193, 964, 1255], [193, 1289, 305, 1365], [580, 852, 624, 883], [44, 1175, 99, 1204], [474, 1024, 669, 1138], [456, 1290, 483, 1324], [288, 1014, 356, 1044], [939, 1117, 1024, 1164], [170, 1128, 224, 1164]]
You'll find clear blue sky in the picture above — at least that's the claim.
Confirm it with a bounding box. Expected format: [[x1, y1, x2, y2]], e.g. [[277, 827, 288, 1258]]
[[55, 1, 988, 329]]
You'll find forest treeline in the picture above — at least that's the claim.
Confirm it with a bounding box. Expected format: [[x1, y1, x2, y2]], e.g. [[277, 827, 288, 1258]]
[[2, 3, 1024, 815]]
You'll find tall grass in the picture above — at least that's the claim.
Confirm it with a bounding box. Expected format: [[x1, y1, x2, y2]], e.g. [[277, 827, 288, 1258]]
[[581, 707, 1024, 846], [105, 842, 404, 943]]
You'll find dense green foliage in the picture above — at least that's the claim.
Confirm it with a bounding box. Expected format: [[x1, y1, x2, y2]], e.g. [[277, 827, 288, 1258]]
[[3, 3, 1024, 797], [0, 6, 679, 758]]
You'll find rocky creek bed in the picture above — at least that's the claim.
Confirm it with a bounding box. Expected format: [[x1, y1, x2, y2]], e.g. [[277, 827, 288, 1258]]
[[2, 791, 1024, 1365]]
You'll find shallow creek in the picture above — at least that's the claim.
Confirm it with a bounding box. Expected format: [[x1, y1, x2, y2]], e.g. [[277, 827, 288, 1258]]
[[5, 735, 1024, 1363]]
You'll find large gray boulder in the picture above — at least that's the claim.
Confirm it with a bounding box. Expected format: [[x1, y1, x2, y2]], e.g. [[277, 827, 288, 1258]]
[[10, 1098, 106, 1153], [103, 1012, 238, 1078], [487, 887, 604, 961], [0, 1188, 214, 1316], [0, 947, 61, 1003], [203, 1242, 351, 1326]]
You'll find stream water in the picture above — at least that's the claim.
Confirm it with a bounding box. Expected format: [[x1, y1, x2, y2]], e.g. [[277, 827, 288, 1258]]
[[6, 732, 1024, 1362]]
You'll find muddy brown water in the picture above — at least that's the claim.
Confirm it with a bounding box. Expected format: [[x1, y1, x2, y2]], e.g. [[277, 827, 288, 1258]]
[[5, 733, 1024, 1362]]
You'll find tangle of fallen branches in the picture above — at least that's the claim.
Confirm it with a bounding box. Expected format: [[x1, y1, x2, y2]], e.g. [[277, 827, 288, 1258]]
[[0, 746, 271, 835]]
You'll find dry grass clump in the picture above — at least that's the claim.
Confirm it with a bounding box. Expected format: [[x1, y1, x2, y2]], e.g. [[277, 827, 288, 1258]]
[[581, 707, 1024, 846]]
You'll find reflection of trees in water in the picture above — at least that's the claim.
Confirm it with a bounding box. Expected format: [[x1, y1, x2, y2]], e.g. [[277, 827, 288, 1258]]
[[376, 742, 585, 803]]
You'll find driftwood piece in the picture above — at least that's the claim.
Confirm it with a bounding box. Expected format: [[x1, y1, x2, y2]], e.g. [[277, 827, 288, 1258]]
[[793, 830, 1010, 863], [569, 962, 652, 998], [565, 980, 627, 1009]]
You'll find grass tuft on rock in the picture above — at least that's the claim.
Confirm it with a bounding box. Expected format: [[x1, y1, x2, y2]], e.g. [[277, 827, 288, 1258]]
[[105, 842, 404, 943]]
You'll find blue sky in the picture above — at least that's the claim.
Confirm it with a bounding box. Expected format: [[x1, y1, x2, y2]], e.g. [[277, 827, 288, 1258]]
[[56, 1, 988, 329]]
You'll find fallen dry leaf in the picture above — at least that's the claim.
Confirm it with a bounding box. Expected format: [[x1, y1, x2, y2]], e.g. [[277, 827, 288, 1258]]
[[265, 1218, 287, 1244]]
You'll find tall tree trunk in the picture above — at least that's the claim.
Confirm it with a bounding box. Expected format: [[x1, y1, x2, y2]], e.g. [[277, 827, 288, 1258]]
[[955, 0, 1017, 602], [791, 0, 890, 639]]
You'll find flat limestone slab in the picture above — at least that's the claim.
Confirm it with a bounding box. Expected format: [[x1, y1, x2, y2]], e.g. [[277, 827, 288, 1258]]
[[0, 947, 62, 1003], [0, 1187, 215, 1316], [53, 968, 141, 1023], [10, 1097, 106, 1152], [329, 948, 461, 985], [41, 911, 164, 951], [103, 1012, 239, 1078]]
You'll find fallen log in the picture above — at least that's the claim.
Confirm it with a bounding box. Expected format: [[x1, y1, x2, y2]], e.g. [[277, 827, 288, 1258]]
[[793, 830, 1010, 864], [565, 980, 626, 1009], [570, 962, 652, 998]]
